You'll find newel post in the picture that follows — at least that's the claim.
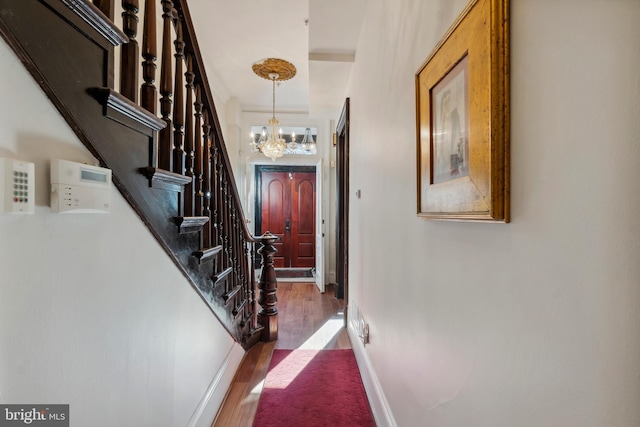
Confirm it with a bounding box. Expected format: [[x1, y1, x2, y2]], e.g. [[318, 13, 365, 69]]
[[255, 231, 279, 342]]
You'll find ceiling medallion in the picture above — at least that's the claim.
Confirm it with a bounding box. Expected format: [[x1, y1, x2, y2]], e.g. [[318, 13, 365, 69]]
[[252, 58, 297, 81]]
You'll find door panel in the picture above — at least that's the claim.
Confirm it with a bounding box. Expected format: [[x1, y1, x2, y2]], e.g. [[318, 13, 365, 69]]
[[261, 172, 289, 268], [291, 173, 316, 268]]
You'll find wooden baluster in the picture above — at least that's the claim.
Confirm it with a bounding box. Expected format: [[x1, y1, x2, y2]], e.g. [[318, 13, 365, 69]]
[[120, 0, 139, 103], [202, 112, 212, 248], [94, 0, 115, 20], [238, 232, 246, 320], [238, 216, 247, 316], [229, 205, 237, 302], [250, 241, 257, 330], [239, 232, 248, 321], [141, 0, 157, 114], [212, 146, 221, 246], [232, 207, 239, 285], [194, 85, 203, 216], [236, 211, 243, 285], [242, 237, 252, 324], [157, 0, 174, 170], [226, 179, 233, 267], [217, 173, 227, 277], [257, 232, 279, 342], [172, 15, 185, 177], [183, 54, 195, 216], [233, 204, 240, 292], [250, 240, 256, 325], [236, 213, 243, 281], [220, 177, 231, 268]]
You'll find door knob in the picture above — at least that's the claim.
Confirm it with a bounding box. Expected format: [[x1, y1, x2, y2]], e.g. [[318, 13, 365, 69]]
[[285, 219, 291, 231]]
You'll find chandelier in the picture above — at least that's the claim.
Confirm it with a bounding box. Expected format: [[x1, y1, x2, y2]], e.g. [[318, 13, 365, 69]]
[[300, 127, 316, 152], [250, 58, 297, 161]]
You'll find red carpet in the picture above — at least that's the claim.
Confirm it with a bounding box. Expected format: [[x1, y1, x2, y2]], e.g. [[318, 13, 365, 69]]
[[253, 349, 375, 427]]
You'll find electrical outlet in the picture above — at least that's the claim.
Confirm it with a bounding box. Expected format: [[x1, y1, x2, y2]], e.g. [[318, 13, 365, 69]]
[[356, 307, 370, 345], [360, 323, 370, 345]]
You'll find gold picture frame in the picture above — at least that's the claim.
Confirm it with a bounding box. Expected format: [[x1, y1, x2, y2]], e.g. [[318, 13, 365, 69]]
[[416, 0, 509, 222]]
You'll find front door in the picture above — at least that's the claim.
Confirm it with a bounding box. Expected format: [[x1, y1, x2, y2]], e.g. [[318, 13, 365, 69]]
[[257, 166, 316, 268]]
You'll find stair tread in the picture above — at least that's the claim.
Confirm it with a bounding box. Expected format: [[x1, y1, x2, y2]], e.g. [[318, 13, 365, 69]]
[[193, 245, 223, 263], [174, 216, 210, 234], [213, 266, 233, 284]]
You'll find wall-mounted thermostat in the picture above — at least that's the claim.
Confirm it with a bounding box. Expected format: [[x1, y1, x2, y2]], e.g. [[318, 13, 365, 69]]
[[0, 157, 35, 214], [51, 159, 112, 213]]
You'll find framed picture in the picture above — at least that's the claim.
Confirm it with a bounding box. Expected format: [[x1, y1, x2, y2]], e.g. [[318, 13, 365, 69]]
[[416, 0, 510, 222]]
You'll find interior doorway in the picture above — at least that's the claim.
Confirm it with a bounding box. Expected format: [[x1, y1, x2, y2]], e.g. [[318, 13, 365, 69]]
[[255, 165, 317, 269]]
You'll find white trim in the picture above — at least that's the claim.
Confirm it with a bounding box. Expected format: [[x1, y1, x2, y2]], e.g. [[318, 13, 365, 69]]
[[186, 343, 245, 427], [327, 270, 336, 284], [348, 324, 397, 427]]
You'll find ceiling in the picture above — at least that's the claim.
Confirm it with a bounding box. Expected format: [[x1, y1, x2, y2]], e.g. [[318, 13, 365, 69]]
[[187, 0, 367, 120]]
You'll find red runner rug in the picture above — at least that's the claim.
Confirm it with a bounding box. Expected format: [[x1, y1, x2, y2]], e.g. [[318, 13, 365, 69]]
[[253, 349, 375, 427]]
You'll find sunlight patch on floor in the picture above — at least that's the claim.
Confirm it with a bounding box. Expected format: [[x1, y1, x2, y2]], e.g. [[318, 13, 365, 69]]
[[248, 379, 265, 399], [262, 351, 319, 389], [257, 316, 344, 389], [298, 316, 343, 350]]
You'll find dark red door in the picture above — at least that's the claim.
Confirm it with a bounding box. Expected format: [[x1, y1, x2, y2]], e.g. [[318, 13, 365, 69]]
[[290, 172, 316, 268], [261, 171, 289, 267], [260, 169, 316, 268]]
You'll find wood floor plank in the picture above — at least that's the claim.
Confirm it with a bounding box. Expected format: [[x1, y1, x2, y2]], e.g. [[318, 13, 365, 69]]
[[212, 283, 349, 426]]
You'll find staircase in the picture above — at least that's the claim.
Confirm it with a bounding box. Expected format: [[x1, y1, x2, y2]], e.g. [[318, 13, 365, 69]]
[[0, 0, 277, 350]]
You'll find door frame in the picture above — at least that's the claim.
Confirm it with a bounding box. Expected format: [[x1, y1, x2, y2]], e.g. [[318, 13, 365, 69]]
[[251, 163, 325, 292], [335, 98, 350, 304], [254, 164, 317, 265]]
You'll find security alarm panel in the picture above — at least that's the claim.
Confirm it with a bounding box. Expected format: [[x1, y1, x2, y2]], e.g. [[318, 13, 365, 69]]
[[50, 159, 112, 213], [0, 157, 35, 214]]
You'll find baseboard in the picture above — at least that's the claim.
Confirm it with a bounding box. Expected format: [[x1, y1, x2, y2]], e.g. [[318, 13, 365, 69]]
[[348, 324, 397, 427], [186, 343, 246, 427]]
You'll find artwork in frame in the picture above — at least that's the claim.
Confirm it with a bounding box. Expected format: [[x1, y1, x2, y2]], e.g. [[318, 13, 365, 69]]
[[416, 0, 510, 222]]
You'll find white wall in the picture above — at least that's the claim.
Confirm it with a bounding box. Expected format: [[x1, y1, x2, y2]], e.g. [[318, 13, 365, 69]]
[[0, 40, 243, 427], [347, 1, 640, 426]]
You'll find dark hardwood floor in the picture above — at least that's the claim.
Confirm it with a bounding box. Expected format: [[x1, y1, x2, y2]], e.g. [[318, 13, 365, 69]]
[[212, 282, 350, 427]]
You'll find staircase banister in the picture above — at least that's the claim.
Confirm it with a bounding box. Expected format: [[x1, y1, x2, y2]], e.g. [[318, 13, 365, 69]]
[[173, 0, 255, 243]]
